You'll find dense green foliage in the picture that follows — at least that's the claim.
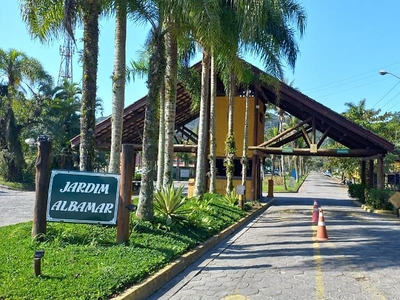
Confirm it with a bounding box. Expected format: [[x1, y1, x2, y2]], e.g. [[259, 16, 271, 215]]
[[347, 183, 367, 203], [0, 196, 247, 300], [348, 183, 394, 210], [323, 100, 400, 178], [364, 188, 394, 210]]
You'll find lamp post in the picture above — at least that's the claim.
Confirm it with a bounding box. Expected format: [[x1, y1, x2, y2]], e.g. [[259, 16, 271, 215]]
[[379, 70, 400, 80]]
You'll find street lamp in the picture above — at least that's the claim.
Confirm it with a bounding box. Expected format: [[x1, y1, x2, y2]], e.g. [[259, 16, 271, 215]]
[[379, 70, 400, 80]]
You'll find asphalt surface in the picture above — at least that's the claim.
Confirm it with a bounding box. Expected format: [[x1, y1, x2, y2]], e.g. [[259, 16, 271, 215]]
[[149, 171, 400, 300], [0, 186, 35, 227]]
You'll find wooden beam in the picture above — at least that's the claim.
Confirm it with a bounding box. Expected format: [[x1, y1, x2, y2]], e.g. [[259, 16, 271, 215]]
[[260, 116, 313, 147], [301, 127, 311, 146], [248, 146, 386, 157], [317, 125, 331, 148]]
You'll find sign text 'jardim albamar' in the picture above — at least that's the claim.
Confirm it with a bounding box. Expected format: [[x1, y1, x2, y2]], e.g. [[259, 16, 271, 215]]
[[46, 170, 120, 225]]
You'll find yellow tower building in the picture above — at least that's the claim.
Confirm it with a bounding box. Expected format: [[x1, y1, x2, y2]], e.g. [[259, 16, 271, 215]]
[[213, 90, 265, 200]]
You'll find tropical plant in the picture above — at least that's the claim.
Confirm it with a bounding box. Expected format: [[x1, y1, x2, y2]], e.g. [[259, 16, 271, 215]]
[[194, 50, 211, 195], [163, 1, 219, 188], [108, 0, 128, 173], [222, 189, 239, 206], [135, 0, 218, 220], [0, 48, 52, 181], [154, 184, 191, 225], [208, 54, 217, 194], [134, 1, 166, 221], [20, 0, 106, 171], [199, 0, 306, 196]]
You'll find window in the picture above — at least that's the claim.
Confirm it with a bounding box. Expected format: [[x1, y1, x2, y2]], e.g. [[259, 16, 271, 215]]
[[215, 158, 252, 177]]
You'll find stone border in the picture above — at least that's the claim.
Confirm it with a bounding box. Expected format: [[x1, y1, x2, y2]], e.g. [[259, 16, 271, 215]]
[[113, 198, 276, 300], [360, 204, 398, 216]]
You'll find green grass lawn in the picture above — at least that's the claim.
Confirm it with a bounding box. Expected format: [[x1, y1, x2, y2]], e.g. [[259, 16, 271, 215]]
[[262, 175, 306, 193], [0, 196, 249, 300], [0, 177, 35, 191]]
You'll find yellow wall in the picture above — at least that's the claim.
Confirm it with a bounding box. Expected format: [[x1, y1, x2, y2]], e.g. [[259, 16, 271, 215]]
[[215, 178, 253, 200], [213, 95, 265, 200], [215, 96, 264, 157]]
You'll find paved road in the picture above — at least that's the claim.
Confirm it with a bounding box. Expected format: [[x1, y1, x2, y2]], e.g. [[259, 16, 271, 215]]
[[0, 186, 35, 227], [150, 171, 400, 300]]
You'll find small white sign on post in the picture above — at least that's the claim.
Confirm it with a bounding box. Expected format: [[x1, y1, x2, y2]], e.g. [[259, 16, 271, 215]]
[[180, 169, 190, 178], [236, 185, 245, 195]]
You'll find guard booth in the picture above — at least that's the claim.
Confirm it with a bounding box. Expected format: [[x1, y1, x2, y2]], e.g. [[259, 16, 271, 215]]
[[213, 89, 265, 201]]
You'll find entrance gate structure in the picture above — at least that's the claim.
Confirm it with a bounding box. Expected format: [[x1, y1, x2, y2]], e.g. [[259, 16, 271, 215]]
[[70, 61, 394, 201]]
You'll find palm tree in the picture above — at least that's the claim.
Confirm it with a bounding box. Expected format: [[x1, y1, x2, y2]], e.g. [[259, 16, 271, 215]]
[[343, 99, 381, 130], [21, 0, 105, 171], [191, 0, 306, 197], [162, 1, 219, 188], [163, 26, 178, 186], [131, 1, 167, 221], [224, 0, 306, 194], [50, 80, 82, 160], [193, 50, 211, 195], [208, 54, 217, 193], [108, 0, 128, 173], [0, 48, 51, 181], [241, 87, 250, 187]]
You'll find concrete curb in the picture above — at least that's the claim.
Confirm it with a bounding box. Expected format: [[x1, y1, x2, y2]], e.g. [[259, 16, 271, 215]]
[[360, 204, 398, 216], [113, 198, 276, 300]]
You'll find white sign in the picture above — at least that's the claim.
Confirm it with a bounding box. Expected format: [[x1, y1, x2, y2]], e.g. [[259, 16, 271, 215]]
[[236, 185, 245, 195], [180, 169, 190, 178]]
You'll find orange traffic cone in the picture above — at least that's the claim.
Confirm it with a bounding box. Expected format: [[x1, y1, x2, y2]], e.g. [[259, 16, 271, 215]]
[[317, 208, 328, 241], [312, 200, 319, 224]]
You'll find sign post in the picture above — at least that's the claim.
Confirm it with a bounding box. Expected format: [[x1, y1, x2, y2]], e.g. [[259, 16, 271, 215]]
[[46, 170, 120, 225], [236, 185, 245, 210], [32, 136, 51, 239], [117, 144, 134, 244]]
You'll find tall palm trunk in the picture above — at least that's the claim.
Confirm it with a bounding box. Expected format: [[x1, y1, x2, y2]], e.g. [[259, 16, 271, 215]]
[[208, 53, 217, 194], [136, 29, 166, 221], [156, 80, 166, 191], [241, 87, 250, 187], [108, 0, 127, 174], [5, 103, 24, 181], [163, 27, 178, 187], [194, 49, 211, 196], [5, 80, 24, 181], [79, 1, 100, 171], [225, 69, 236, 194]]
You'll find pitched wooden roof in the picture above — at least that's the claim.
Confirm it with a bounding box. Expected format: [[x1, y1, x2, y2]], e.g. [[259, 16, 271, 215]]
[[70, 61, 394, 157]]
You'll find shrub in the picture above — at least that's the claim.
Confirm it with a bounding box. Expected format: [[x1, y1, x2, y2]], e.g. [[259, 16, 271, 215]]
[[153, 184, 191, 225], [221, 189, 238, 206], [348, 183, 367, 203], [0, 150, 23, 182], [364, 188, 394, 210]]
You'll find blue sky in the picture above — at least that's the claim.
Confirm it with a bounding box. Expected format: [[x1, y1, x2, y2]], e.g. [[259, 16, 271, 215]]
[[2, 1, 400, 117]]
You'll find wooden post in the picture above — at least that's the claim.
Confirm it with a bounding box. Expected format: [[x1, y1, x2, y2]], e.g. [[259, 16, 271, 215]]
[[238, 194, 244, 210], [361, 160, 366, 185], [32, 136, 51, 239], [377, 155, 384, 190], [267, 179, 274, 198], [117, 144, 134, 244], [251, 155, 257, 201], [368, 159, 374, 187]]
